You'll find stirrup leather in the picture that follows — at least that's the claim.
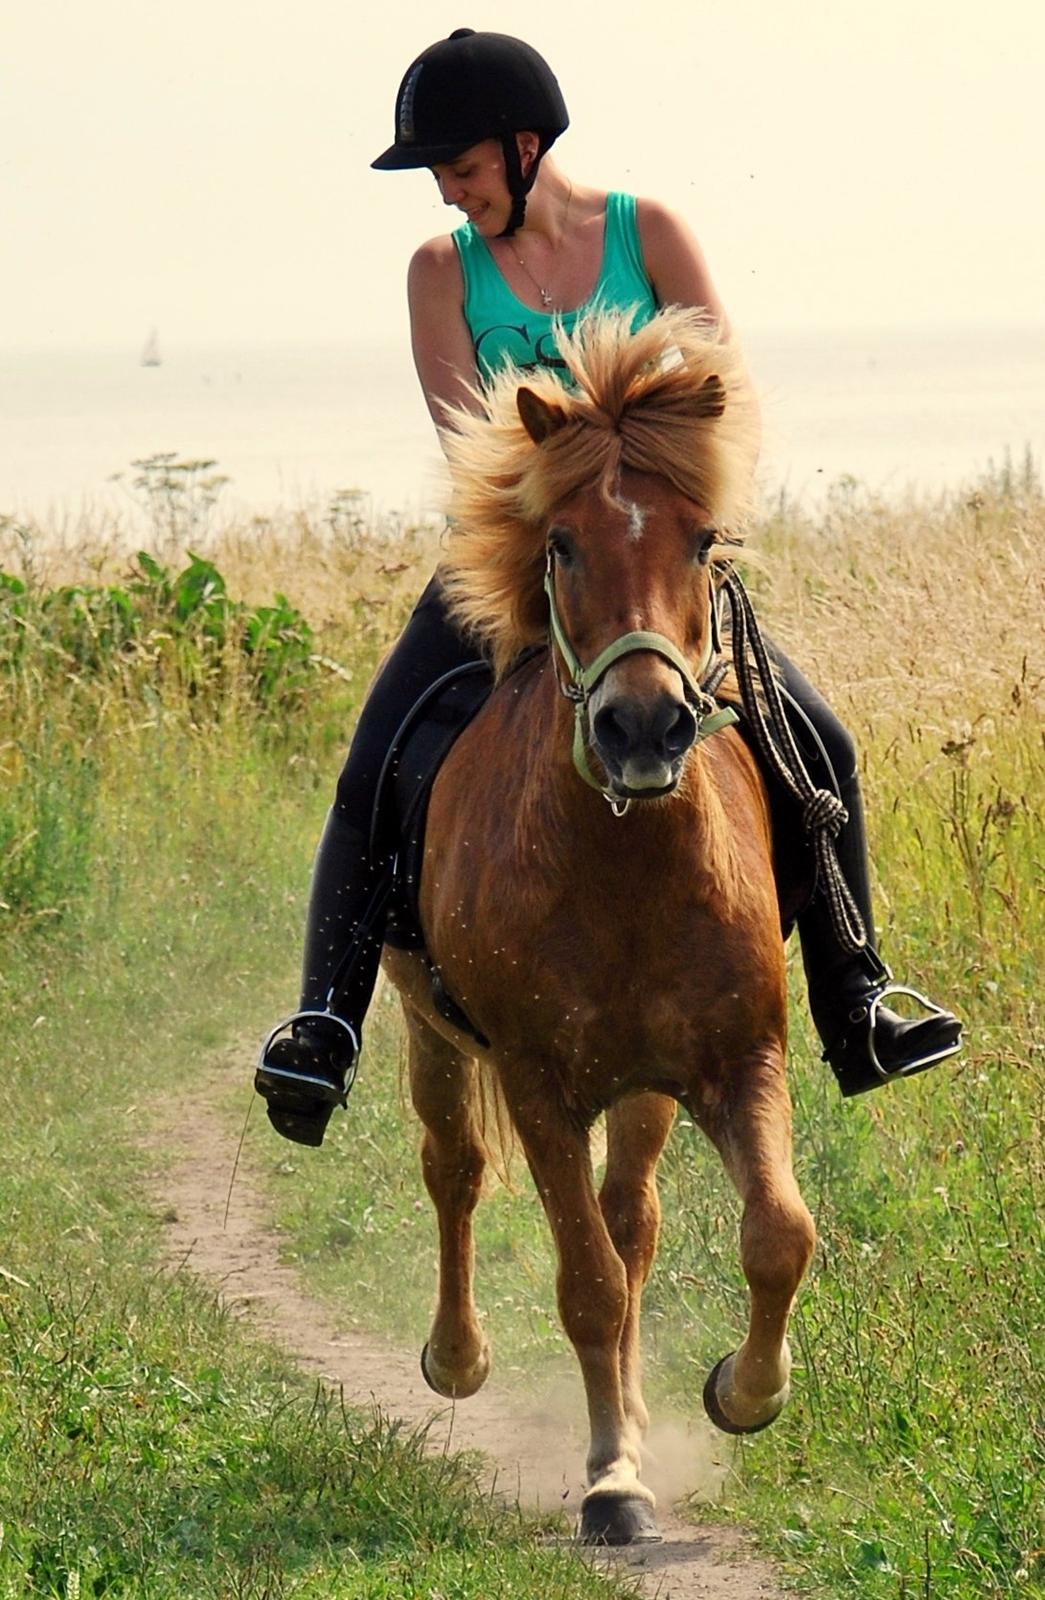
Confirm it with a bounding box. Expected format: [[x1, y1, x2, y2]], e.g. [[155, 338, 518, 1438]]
[[256, 1009, 360, 1105]]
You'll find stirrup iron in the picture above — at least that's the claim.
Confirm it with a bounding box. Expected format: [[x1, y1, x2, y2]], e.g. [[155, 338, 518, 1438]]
[[861, 984, 963, 1083], [825, 980, 963, 1097], [256, 1009, 360, 1105]]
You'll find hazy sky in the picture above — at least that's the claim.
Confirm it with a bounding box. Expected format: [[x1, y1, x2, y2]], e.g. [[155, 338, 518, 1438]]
[[6, 0, 1044, 350]]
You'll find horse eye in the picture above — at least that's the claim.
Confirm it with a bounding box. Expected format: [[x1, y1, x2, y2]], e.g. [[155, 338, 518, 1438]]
[[548, 529, 575, 567], [693, 528, 718, 566]]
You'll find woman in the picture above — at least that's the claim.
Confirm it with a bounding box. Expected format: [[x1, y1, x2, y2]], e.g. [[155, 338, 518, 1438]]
[[255, 28, 961, 1146]]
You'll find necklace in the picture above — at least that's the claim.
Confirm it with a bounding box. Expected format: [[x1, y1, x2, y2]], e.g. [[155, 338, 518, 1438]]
[[510, 182, 573, 310]]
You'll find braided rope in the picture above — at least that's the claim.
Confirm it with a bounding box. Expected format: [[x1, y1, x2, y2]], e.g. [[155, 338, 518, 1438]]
[[719, 570, 868, 954]]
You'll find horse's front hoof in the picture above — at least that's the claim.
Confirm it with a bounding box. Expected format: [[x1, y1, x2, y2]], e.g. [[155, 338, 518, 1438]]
[[579, 1492, 662, 1546], [419, 1339, 491, 1399], [702, 1353, 789, 1436]]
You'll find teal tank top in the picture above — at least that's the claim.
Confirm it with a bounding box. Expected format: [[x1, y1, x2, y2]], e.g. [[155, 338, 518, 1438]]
[[453, 192, 658, 384]]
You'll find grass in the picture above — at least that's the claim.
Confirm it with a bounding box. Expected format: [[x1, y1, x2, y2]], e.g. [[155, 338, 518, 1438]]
[[0, 495, 641, 1600], [3, 459, 1042, 1597]]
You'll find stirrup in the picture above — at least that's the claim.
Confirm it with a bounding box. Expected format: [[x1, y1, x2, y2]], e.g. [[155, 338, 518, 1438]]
[[866, 985, 962, 1080], [256, 1010, 359, 1103], [825, 983, 962, 1098], [254, 1011, 360, 1146]]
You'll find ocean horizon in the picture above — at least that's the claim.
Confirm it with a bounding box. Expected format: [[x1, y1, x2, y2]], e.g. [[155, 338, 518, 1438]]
[[3, 322, 1043, 527]]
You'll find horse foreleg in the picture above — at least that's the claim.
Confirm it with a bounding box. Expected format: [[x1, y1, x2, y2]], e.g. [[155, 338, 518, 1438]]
[[699, 1054, 816, 1434], [405, 1006, 491, 1400], [598, 1094, 676, 1448], [512, 1100, 662, 1545]]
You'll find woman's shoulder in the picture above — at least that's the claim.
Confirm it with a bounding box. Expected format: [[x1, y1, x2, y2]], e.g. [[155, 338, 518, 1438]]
[[601, 192, 703, 265], [630, 194, 697, 251], [626, 196, 727, 327], [407, 233, 468, 310], [408, 232, 463, 279]]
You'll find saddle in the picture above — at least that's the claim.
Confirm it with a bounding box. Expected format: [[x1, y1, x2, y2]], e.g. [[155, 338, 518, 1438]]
[[364, 657, 497, 1044], [374, 658, 496, 952]]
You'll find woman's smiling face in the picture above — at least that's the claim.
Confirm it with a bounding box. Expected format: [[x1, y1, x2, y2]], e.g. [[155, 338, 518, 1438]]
[[430, 138, 523, 234]]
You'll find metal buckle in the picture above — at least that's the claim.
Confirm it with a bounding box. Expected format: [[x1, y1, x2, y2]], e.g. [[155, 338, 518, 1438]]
[[866, 985, 962, 1081]]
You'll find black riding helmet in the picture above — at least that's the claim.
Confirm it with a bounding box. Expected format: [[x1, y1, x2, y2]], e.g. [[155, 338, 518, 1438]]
[[371, 29, 569, 236]]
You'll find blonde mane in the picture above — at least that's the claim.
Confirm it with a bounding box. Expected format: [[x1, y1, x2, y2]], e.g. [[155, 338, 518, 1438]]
[[438, 307, 759, 677]]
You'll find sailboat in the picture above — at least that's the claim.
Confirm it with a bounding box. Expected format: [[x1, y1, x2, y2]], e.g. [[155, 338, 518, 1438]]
[[141, 329, 161, 368]]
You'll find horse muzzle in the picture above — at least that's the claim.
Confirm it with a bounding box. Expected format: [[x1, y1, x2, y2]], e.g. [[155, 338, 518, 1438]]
[[590, 686, 698, 797]]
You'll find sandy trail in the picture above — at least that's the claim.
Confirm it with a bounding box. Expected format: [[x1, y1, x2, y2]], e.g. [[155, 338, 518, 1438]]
[[147, 1042, 789, 1600]]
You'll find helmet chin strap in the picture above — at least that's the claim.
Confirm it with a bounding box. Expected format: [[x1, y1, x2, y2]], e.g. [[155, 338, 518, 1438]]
[[497, 133, 546, 237]]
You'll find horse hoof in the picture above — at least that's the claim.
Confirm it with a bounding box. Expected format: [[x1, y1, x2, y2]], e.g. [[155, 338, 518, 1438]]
[[579, 1492, 662, 1546], [419, 1340, 490, 1399], [702, 1353, 788, 1436]]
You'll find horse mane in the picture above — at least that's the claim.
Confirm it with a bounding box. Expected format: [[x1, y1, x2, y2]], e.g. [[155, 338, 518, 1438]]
[[438, 307, 759, 677]]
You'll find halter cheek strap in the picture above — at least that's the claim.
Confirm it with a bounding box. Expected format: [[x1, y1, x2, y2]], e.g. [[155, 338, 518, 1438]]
[[543, 554, 738, 799]]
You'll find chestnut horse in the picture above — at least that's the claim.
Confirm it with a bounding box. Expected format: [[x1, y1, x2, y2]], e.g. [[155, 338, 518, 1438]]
[[383, 309, 816, 1545]]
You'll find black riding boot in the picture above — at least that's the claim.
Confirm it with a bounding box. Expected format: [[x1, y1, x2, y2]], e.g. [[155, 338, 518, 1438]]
[[798, 767, 962, 1096], [255, 809, 388, 1146]]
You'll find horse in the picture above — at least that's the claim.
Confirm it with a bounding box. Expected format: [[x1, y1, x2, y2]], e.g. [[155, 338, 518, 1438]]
[[382, 307, 816, 1546]]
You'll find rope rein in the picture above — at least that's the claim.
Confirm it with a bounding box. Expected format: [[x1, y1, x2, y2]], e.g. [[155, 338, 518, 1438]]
[[545, 549, 867, 953], [719, 569, 868, 955]]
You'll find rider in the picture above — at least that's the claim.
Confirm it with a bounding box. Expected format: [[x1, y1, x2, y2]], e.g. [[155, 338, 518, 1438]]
[[255, 29, 961, 1145]]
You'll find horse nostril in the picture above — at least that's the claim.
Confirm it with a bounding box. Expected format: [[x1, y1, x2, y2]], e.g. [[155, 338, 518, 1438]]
[[592, 702, 635, 765], [593, 694, 697, 770], [659, 700, 698, 759]]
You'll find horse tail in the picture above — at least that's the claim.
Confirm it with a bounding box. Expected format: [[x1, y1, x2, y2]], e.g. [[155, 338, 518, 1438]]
[[476, 1061, 518, 1194]]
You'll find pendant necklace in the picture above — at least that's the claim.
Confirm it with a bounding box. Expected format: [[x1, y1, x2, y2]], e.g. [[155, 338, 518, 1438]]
[[510, 183, 573, 310]]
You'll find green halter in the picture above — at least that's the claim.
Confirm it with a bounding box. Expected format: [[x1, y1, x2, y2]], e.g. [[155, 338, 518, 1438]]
[[542, 553, 738, 803]]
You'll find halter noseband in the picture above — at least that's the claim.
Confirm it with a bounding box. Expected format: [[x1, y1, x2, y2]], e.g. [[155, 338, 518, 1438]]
[[543, 552, 738, 812]]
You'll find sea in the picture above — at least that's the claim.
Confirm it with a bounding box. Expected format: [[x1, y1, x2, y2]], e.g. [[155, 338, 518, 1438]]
[[3, 325, 1043, 529]]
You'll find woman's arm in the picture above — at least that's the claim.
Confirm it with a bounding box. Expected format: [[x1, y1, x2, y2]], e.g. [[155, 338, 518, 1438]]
[[636, 198, 731, 333], [407, 236, 483, 440], [637, 197, 760, 458]]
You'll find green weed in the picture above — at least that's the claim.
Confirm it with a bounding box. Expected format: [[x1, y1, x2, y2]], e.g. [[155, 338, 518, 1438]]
[[0, 549, 316, 718]]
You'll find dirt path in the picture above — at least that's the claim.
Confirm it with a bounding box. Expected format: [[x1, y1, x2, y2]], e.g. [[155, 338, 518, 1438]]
[[147, 1042, 789, 1600]]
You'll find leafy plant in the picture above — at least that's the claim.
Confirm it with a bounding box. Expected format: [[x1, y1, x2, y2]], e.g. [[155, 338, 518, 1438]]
[[0, 553, 318, 717]]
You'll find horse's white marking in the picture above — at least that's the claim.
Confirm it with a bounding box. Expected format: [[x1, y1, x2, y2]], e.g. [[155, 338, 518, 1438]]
[[623, 497, 646, 542]]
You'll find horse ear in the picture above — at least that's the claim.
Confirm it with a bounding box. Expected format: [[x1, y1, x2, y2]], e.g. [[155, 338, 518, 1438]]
[[693, 374, 726, 419], [517, 386, 569, 444]]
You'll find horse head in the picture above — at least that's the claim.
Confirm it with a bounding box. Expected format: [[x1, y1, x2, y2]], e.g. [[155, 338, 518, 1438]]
[[522, 385, 731, 799], [441, 307, 759, 803]]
